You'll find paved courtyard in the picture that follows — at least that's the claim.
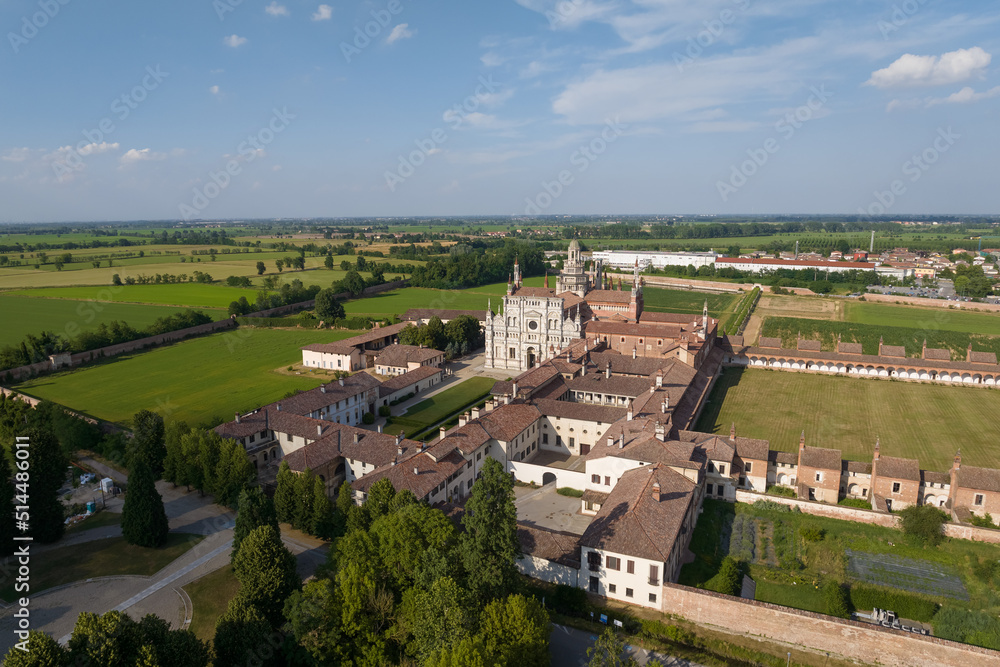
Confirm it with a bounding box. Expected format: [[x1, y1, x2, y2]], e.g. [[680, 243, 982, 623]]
[[515, 484, 593, 535]]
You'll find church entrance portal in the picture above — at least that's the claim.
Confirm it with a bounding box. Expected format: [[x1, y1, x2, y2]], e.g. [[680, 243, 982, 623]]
[[526, 347, 536, 368]]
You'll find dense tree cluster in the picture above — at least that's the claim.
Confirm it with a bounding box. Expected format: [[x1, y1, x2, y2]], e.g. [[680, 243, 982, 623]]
[[273, 461, 341, 539], [162, 423, 256, 508], [399, 315, 483, 358], [408, 241, 546, 290]]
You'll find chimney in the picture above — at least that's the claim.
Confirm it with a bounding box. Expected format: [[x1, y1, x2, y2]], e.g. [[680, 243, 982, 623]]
[[874, 436, 881, 461], [512, 382, 518, 397], [472, 407, 481, 419], [504, 394, 511, 405], [413, 467, 419, 475], [276, 404, 282, 412], [652, 481, 661, 501], [655, 420, 665, 441], [396, 433, 403, 446], [459, 413, 468, 427], [799, 430, 805, 453], [607, 436, 614, 447], [730, 423, 736, 440], [661, 400, 667, 414], [619, 433, 625, 449], [656, 371, 663, 388], [321, 385, 327, 394], [339, 378, 345, 387], [627, 401, 633, 421], [922, 339, 927, 359], [234, 412, 240, 424], [354, 432, 360, 444], [606, 362, 611, 379], [398, 445, 403, 457], [377, 423, 383, 433], [440, 426, 447, 440], [317, 424, 322, 436], [632, 346, 637, 360]]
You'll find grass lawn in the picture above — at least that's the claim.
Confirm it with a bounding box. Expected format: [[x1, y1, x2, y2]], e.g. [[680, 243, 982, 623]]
[[643, 288, 740, 323], [65, 510, 122, 534], [183, 565, 240, 644], [0, 533, 202, 602], [0, 294, 224, 346], [845, 301, 1000, 335], [680, 499, 1000, 650], [386, 377, 496, 437], [14, 329, 360, 427], [695, 367, 1000, 471], [8, 284, 264, 309]]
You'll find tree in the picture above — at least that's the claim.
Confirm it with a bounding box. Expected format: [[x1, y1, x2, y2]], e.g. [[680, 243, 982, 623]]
[[213, 598, 279, 667], [365, 477, 396, 525], [130, 409, 166, 476], [587, 628, 638, 667], [283, 578, 349, 665], [823, 580, 852, 619], [314, 288, 345, 322], [716, 556, 743, 596], [340, 260, 352, 271], [899, 504, 948, 546], [1, 452, 17, 558], [232, 525, 301, 626], [311, 475, 336, 538], [214, 438, 255, 508], [293, 468, 316, 531], [324, 253, 335, 270], [460, 457, 521, 601], [121, 457, 169, 548], [342, 269, 366, 296], [162, 421, 188, 486], [24, 427, 66, 544], [256, 260, 266, 275], [404, 576, 474, 663], [232, 487, 279, 564], [426, 636, 489, 667], [112, 273, 123, 286], [479, 594, 550, 666], [274, 460, 296, 523], [275, 259, 284, 273], [67, 610, 208, 667], [2, 630, 68, 666]]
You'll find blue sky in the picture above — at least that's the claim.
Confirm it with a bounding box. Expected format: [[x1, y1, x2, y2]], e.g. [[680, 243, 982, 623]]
[[0, 0, 997, 222]]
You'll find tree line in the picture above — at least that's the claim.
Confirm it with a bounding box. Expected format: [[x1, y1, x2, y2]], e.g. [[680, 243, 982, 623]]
[[408, 240, 547, 290], [399, 315, 483, 359]]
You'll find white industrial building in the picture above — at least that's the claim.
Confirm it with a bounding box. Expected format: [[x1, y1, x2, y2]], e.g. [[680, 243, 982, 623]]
[[591, 250, 719, 270]]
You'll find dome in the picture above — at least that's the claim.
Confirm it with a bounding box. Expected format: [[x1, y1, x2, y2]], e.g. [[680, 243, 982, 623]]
[[568, 238, 580, 251]]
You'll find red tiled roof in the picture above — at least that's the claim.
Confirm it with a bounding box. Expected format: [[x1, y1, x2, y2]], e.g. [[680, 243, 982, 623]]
[[876, 455, 920, 482], [800, 445, 843, 471], [478, 402, 541, 442]]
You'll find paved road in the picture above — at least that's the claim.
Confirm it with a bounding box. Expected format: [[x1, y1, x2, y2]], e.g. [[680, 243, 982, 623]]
[[550, 624, 703, 667]]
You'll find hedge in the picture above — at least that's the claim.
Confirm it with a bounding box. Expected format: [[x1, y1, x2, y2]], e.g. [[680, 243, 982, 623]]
[[849, 584, 939, 622]]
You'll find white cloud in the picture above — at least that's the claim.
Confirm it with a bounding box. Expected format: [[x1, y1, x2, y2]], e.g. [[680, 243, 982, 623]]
[[77, 142, 120, 156], [119, 148, 166, 166], [888, 85, 1000, 111], [265, 2, 289, 17], [476, 88, 515, 108], [209, 85, 220, 95], [2, 147, 33, 162], [386, 24, 415, 44], [481, 52, 505, 67], [223, 34, 248, 48], [311, 5, 332, 21], [866, 47, 991, 88]]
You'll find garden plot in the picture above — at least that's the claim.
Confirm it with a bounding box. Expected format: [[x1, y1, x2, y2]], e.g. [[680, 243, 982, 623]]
[[846, 549, 968, 600]]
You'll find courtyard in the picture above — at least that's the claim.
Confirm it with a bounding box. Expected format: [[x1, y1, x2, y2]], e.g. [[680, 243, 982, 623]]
[[515, 483, 593, 535]]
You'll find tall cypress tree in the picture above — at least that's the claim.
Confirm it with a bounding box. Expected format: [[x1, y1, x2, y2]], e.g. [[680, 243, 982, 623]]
[[25, 428, 66, 544], [121, 457, 170, 548], [1, 452, 17, 557], [292, 469, 315, 532], [232, 487, 279, 564], [130, 409, 166, 477], [311, 476, 335, 539], [460, 457, 521, 601], [273, 460, 296, 524]]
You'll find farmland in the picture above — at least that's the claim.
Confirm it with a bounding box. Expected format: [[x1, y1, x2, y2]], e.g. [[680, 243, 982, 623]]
[[695, 368, 1000, 471], [10, 283, 271, 309], [681, 499, 1000, 650], [0, 294, 224, 347], [13, 329, 360, 427]]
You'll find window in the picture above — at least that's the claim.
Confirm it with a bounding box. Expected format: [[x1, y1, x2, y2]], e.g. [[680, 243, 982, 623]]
[[587, 552, 601, 571], [975, 494, 985, 506], [606, 556, 621, 571], [815, 473, 822, 482], [627, 560, 635, 574], [569, 437, 575, 447], [744, 462, 752, 473], [605, 476, 611, 486], [863, 488, 868, 498], [718, 464, 726, 475], [589, 576, 599, 593], [592, 474, 601, 484], [892, 482, 901, 493], [707, 462, 715, 473], [608, 584, 617, 594], [625, 588, 633, 598], [649, 593, 657, 604], [657, 339, 662, 346], [649, 565, 659, 586], [706, 483, 713, 496]]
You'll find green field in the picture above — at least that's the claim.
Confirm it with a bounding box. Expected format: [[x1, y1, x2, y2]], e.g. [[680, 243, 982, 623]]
[[14, 329, 361, 427], [183, 565, 240, 644], [845, 301, 1000, 335], [696, 368, 1000, 471], [385, 377, 496, 438], [0, 294, 225, 346], [643, 287, 739, 317], [9, 283, 270, 309], [342, 279, 549, 317]]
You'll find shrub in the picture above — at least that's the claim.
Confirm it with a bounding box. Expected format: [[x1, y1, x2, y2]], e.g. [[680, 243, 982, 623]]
[[640, 618, 696, 645], [968, 512, 996, 529], [752, 499, 795, 513], [823, 581, 852, 619], [898, 504, 948, 546], [849, 584, 939, 622], [550, 584, 588, 616], [556, 487, 583, 498], [933, 607, 1000, 649], [378, 406, 391, 418], [361, 412, 375, 425], [838, 498, 872, 509], [716, 556, 743, 596], [799, 525, 826, 542], [765, 485, 797, 498]]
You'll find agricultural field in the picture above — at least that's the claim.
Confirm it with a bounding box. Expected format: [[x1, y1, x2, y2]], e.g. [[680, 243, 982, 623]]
[[695, 368, 1000, 471], [760, 316, 1000, 360], [681, 499, 1000, 650], [0, 294, 225, 347], [9, 284, 272, 309], [642, 287, 739, 317], [845, 301, 1000, 335], [13, 329, 361, 427], [384, 376, 496, 439]]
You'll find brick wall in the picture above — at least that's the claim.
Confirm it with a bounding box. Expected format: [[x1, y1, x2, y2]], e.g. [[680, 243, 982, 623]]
[[661, 583, 998, 666], [943, 523, 1000, 544], [733, 490, 900, 528]]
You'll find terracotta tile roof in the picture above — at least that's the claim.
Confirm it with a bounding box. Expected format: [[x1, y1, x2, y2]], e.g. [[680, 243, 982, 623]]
[[375, 344, 442, 369], [743, 345, 1000, 373], [640, 312, 698, 325], [843, 460, 872, 475], [587, 352, 675, 377], [338, 426, 422, 468], [300, 342, 358, 356], [352, 447, 469, 500], [875, 455, 920, 482], [923, 347, 951, 361], [278, 374, 381, 415], [517, 524, 581, 567], [871, 494, 889, 512], [735, 436, 770, 461], [956, 466, 1000, 493], [337, 322, 409, 347], [440, 422, 492, 455], [585, 321, 698, 339], [921, 470, 950, 486], [838, 342, 863, 355], [797, 340, 822, 352], [214, 409, 271, 440], [759, 337, 782, 349], [491, 380, 512, 395], [800, 445, 843, 471], [478, 402, 541, 442], [565, 373, 654, 398], [769, 451, 798, 466], [378, 365, 443, 397], [585, 289, 634, 304], [725, 334, 745, 347], [512, 364, 562, 394], [284, 436, 342, 472], [581, 489, 609, 505], [880, 344, 906, 358], [698, 436, 735, 463], [401, 308, 487, 323], [970, 350, 998, 364], [604, 433, 704, 472], [579, 463, 697, 562], [550, 360, 582, 375], [533, 398, 628, 424]]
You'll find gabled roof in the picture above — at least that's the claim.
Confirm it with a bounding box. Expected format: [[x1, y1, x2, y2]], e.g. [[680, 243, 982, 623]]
[[378, 365, 443, 397], [880, 345, 906, 358], [565, 373, 653, 398], [969, 350, 998, 365], [375, 344, 442, 369], [799, 445, 843, 471], [352, 446, 468, 501], [956, 466, 1000, 493], [876, 455, 920, 482], [401, 308, 487, 323], [478, 402, 541, 442], [517, 524, 581, 567], [759, 337, 783, 349], [923, 347, 952, 361], [533, 398, 628, 424], [579, 464, 697, 562], [585, 289, 634, 304], [797, 340, 822, 352], [838, 342, 863, 355]]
